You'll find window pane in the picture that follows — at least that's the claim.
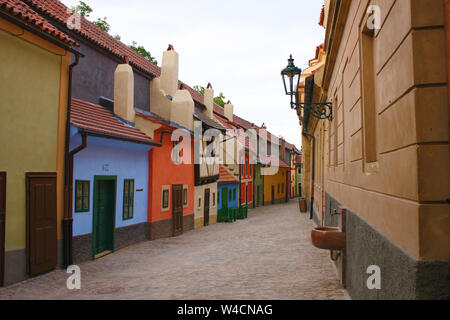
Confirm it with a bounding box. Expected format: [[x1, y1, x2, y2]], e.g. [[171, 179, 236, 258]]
[[83, 196, 89, 210], [76, 182, 82, 197], [163, 190, 169, 208]]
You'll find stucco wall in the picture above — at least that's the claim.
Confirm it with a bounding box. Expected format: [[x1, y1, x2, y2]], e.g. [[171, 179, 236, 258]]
[[70, 133, 152, 236], [194, 183, 218, 228], [322, 0, 449, 261], [253, 164, 264, 206], [0, 29, 63, 250], [263, 167, 288, 204], [72, 42, 151, 112], [218, 182, 239, 210], [149, 129, 195, 222]]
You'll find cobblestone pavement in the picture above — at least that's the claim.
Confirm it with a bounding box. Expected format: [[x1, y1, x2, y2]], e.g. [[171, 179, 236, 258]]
[[0, 200, 349, 300]]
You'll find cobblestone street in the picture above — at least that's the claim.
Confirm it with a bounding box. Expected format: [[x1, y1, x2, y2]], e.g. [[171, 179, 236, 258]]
[[0, 200, 348, 300]]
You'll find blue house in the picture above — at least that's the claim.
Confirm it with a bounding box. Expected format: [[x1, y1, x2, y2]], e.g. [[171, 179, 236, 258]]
[[70, 98, 160, 262], [217, 165, 239, 222]]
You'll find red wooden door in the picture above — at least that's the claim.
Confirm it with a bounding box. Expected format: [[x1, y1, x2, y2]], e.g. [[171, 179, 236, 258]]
[[172, 185, 183, 236], [26, 173, 57, 277], [0, 172, 6, 286]]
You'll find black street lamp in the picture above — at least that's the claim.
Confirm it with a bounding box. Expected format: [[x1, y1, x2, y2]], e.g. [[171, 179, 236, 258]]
[[281, 54, 333, 122]]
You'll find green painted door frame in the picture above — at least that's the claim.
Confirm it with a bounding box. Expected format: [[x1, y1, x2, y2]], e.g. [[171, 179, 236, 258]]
[[92, 175, 117, 259]]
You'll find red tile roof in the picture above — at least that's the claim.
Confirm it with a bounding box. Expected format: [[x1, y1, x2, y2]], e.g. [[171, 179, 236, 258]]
[[0, 0, 76, 45], [23, 1, 294, 153], [70, 98, 159, 145], [22, 0, 160, 76], [263, 156, 290, 168], [218, 165, 238, 183]]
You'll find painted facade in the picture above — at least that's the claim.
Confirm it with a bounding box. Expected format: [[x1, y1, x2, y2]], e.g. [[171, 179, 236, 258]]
[[0, 3, 74, 285], [299, 0, 450, 299], [217, 165, 239, 222], [253, 163, 264, 207], [240, 151, 254, 207]]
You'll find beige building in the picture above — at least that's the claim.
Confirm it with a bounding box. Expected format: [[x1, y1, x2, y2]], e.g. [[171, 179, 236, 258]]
[[299, 0, 449, 299]]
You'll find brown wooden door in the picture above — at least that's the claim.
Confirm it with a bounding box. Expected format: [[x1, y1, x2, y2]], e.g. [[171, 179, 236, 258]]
[[0, 172, 6, 287], [271, 185, 275, 204], [204, 189, 210, 226], [172, 184, 183, 237], [26, 173, 57, 277]]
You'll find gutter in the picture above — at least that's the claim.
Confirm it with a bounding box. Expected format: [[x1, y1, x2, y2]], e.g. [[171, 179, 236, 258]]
[[302, 130, 315, 220], [63, 53, 82, 268]]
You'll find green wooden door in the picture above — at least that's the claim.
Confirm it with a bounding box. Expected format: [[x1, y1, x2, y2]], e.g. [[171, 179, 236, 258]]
[[93, 177, 116, 257], [222, 188, 228, 209]]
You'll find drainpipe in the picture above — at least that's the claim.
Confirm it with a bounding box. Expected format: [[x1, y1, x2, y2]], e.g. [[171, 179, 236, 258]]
[[63, 54, 83, 268], [302, 129, 315, 220]]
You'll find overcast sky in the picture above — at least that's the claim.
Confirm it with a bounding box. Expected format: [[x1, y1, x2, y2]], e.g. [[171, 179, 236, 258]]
[[61, 0, 325, 149]]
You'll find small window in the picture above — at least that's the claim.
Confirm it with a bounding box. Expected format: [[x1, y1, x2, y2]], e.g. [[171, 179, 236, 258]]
[[233, 188, 236, 201], [212, 192, 216, 206], [162, 187, 170, 211], [123, 179, 134, 220], [229, 190, 232, 201], [75, 180, 90, 212], [198, 197, 202, 208], [278, 184, 280, 194], [183, 186, 188, 208]]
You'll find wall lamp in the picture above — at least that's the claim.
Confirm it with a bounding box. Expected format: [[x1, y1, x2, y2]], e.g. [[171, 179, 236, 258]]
[[281, 55, 333, 122]]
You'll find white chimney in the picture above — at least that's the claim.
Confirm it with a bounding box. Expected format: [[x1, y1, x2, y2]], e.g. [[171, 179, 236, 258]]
[[160, 44, 179, 97], [203, 83, 214, 119], [224, 100, 234, 122], [114, 56, 135, 122]]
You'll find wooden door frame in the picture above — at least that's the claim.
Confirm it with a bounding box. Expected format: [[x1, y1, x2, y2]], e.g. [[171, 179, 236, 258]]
[[0, 172, 6, 287], [204, 188, 210, 226], [26, 172, 57, 277], [92, 175, 117, 259], [172, 184, 183, 237]]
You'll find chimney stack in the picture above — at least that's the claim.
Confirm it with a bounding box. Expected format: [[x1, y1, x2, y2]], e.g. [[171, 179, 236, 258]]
[[114, 57, 135, 122], [204, 82, 214, 119], [160, 44, 179, 97], [224, 100, 234, 122]]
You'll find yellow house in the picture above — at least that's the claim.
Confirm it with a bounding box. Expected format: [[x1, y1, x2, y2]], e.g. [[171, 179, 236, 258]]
[[298, 0, 449, 299], [0, 1, 77, 286], [262, 135, 290, 205]]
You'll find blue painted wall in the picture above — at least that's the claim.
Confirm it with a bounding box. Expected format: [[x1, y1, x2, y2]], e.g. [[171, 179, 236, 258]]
[[218, 182, 239, 210], [70, 127, 153, 236]]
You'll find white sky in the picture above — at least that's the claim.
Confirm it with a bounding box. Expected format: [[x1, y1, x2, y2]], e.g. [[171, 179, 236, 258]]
[[61, 0, 325, 149]]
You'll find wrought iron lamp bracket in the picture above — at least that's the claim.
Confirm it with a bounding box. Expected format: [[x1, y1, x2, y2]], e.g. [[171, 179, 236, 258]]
[[290, 101, 334, 121]]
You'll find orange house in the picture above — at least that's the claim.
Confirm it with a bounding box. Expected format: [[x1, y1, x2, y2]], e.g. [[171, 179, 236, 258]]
[[137, 113, 195, 240]]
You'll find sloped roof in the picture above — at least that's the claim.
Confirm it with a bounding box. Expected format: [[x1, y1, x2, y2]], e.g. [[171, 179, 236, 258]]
[[22, 0, 160, 76], [0, 0, 76, 45], [71, 99, 159, 145], [264, 156, 290, 169], [194, 106, 226, 132], [218, 165, 238, 183]]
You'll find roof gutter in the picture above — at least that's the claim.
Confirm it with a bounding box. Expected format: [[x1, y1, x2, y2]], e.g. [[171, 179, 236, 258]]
[[0, 11, 83, 57], [78, 128, 162, 147]]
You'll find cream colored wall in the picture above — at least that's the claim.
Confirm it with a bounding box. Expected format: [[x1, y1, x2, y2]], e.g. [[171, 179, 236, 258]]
[[194, 183, 218, 229], [320, 0, 449, 261], [149, 49, 194, 131]]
